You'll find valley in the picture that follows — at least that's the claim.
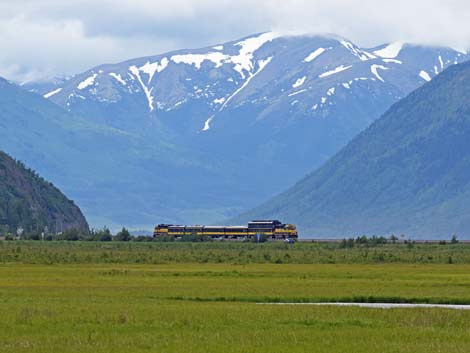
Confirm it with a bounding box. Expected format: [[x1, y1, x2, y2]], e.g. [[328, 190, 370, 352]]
[[3, 3, 470, 353], [9, 32, 468, 231]]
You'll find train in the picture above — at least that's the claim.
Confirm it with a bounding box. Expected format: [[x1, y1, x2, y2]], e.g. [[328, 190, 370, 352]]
[[154, 220, 298, 241]]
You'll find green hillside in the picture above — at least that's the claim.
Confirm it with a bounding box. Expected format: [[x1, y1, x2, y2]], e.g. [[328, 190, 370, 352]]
[[236, 61, 470, 239], [0, 150, 88, 234]]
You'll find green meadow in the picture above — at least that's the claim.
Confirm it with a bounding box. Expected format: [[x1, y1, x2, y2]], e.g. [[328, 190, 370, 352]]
[[1, 240, 470, 264], [1, 242, 470, 352]]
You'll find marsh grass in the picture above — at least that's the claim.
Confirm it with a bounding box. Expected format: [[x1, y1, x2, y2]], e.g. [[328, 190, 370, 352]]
[[1, 241, 470, 264], [2, 244, 470, 352]]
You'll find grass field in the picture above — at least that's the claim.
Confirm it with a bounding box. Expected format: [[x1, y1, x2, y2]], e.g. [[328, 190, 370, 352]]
[[1, 240, 470, 264], [2, 242, 470, 352]]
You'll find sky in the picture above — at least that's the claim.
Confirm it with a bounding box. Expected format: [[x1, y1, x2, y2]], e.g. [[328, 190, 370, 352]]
[[1, 0, 470, 83]]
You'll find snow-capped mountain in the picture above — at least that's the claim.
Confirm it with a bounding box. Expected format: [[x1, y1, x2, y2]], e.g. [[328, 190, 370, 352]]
[[38, 33, 467, 133], [26, 33, 469, 228]]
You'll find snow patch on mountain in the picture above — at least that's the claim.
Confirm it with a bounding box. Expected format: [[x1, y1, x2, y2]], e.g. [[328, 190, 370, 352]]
[[171, 52, 227, 70], [340, 40, 376, 61], [288, 89, 307, 97], [109, 73, 126, 85], [438, 56, 444, 69], [129, 65, 155, 111], [370, 64, 388, 82], [374, 42, 404, 58], [77, 73, 98, 90], [44, 87, 62, 98], [231, 32, 280, 78], [213, 97, 226, 105], [292, 76, 307, 88], [304, 48, 326, 62], [419, 70, 432, 82], [383, 59, 402, 64], [202, 116, 213, 131], [68, 92, 86, 101], [166, 99, 186, 111], [319, 65, 352, 78], [140, 58, 169, 83]]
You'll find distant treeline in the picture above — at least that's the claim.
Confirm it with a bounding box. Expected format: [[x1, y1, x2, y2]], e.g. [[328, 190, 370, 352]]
[[1, 229, 462, 245], [1, 227, 240, 242], [339, 235, 459, 248], [2, 228, 279, 243], [1, 227, 147, 242]]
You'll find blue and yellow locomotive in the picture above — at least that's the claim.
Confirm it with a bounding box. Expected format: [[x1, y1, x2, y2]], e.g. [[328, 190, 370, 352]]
[[154, 220, 298, 241]]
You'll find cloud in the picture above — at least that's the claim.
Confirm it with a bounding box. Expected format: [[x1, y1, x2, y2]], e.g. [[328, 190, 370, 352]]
[[1, 0, 469, 82], [0, 15, 180, 82]]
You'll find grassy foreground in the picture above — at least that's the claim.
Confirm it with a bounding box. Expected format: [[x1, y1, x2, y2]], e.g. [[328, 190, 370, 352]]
[[2, 260, 470, 352]]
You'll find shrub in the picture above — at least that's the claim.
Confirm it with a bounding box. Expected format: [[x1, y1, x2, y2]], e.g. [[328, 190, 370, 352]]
[[58, 228, 81, 241], [114, 227, 131, 242], [92, 227, 112, 242]]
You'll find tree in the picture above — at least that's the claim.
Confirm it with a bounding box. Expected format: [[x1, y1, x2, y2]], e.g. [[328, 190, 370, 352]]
[[59, 228, 80, 241], [451, 234, 459, 244], [355, 235, 368, 244], [114, 227, 131, 242], [134, 235, 155, 242], [93, 227, 112, 242], [340, 238, 354, 248]]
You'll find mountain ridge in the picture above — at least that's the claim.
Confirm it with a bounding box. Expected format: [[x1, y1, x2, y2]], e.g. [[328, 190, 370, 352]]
[[0, 150, 89, 234], [233, 60, 470, 239], [32, 33, 468, 134]]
